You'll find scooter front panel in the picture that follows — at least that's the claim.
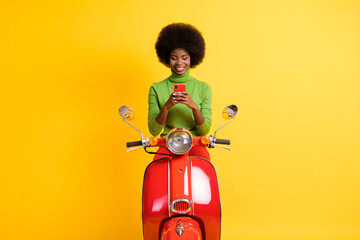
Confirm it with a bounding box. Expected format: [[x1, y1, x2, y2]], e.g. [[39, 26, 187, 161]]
[[142, 157, 170, 240], [191, 157, 221, 240], [169, 154, 193, 216], [142, 155, 221, 240]]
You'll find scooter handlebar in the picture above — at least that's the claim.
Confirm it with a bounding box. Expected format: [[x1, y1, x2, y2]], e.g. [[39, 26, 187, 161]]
[[214, 138, 230, 145], [126, 140, 143, 148]]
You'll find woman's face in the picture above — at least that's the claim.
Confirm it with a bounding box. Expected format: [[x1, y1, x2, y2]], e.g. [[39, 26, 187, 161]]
[[169, 48, 191, 75]]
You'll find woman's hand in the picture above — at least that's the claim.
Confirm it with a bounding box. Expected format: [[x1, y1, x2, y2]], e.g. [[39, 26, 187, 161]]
[[163, 92, 178, 110], [172, 92, 198, 110], [173, 92, 205, 125], [157, 91, 204, 126]]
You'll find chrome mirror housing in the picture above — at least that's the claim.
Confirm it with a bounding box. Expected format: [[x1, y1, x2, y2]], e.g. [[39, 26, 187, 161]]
[[119, 106, 135, 121], [222, 105, 238, 120]]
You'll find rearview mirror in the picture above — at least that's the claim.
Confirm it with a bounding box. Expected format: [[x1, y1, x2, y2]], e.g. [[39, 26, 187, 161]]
[[214, 104, 238, 139], [222, 105, 238, 120], [119, 106, 144, 140], [119, 106, 135, 121]]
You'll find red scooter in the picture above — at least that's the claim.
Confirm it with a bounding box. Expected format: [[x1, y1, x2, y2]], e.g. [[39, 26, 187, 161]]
[[119, 105, 238, 240]]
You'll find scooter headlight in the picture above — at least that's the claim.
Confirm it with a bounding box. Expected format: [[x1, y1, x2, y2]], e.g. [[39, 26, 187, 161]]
[[166, 128, 193, 155]]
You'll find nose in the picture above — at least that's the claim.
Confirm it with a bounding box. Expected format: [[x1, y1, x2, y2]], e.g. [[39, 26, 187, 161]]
[[175, 59, 183, 65]]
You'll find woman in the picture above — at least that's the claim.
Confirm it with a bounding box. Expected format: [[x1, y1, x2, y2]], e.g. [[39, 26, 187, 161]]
[[148, 23, 212, 160]]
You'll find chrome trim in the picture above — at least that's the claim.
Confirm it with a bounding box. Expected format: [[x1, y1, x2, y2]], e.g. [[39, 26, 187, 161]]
[[208, 136, 215, 148], [168, 158, 171, 217], [151, 156, 170, 162], [166, 129, 193, 155], [189, 156, 210, 162], [176, 226, 184, 236], [171, 198, 192, 214], [176, 219, 184, 236], [190, 157, 194, 215], [141, 138, 151, 147]]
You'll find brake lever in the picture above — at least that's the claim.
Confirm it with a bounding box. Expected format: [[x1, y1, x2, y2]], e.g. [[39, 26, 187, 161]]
[[126, 145, 144, 153], [213, 144, 231, 151]]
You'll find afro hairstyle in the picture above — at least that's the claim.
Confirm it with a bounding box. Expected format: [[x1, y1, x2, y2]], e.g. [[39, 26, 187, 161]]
[[155, 23, 205, 68]]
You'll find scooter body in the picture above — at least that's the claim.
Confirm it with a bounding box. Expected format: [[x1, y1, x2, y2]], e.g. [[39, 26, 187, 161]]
[[142, 140, 221, 240], [119, 105, 238, 240]]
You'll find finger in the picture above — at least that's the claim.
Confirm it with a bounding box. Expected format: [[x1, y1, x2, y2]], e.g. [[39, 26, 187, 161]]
[[170, 95, 179, 103], [179, 92, 188, 96], [173, 96, 187, 101], [175, 99, 188, 104], [172, 92, 183, 97], [174, 92, 187, 96]]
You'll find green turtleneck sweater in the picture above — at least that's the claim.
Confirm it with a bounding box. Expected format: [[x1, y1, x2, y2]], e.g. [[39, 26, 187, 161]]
[[148, 69, 212, 137]]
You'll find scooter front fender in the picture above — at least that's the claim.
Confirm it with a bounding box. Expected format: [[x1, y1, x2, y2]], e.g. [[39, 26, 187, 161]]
[[161, 216, 202, 240]]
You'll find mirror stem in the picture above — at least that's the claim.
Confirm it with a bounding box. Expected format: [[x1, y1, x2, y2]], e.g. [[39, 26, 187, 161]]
[[214, 117, 235, 139], [123, 115, 144, 140]]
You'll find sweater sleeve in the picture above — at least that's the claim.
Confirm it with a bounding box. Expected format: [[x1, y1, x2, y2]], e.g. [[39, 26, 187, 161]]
[[196, 83, 212, 135], [148, 85, 164, 136]]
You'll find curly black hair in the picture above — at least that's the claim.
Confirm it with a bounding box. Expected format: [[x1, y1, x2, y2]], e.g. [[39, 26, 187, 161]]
[[155, 23, 205, 68]]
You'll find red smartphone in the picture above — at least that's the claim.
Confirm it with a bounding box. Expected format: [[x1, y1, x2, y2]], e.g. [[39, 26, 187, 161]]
[[174, 84, 186, 92]]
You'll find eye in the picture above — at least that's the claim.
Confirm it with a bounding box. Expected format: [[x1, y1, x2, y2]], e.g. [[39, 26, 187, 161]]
[[182, 57, 188, 60]]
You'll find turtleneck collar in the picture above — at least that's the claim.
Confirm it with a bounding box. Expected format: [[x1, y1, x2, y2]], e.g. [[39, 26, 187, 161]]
[[168, 68, 193, 83]]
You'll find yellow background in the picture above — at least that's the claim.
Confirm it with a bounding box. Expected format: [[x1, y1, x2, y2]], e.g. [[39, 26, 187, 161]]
[[1, 0, 359, 239]]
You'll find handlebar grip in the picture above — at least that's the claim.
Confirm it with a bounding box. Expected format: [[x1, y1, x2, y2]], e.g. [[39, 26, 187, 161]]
[[126, 140, 143, 148], [214, 139, 231, 145]]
